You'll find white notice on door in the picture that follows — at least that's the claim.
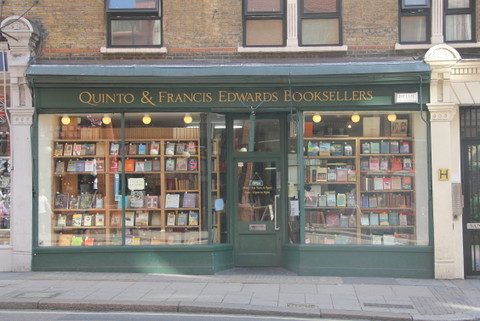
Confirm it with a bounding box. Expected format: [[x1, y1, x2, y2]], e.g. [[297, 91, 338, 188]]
[[467, 223, 480, 230]]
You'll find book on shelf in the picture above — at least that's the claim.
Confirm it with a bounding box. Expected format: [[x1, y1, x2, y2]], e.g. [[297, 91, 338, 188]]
[[84, 160, 95, 172], [83, 214, 93, 227], [363, 117, 380, 137], [151, 213, 161, 226], [54, 193, 69, 209], [177, 212, 188, 226], [380, 141, 390, 154], [134, 161, 145, 172], [326, 192, 336, 207], [125, 211, 135, 227], [67, 195, 78, 209], [182, 193, 197, 208], [318, 142, 330, 156], [64, 143, 73, 156], [57, 214, 67, 227], [402, 176, 412, 189], [326, 212, 340, 227], [79, 193, 94, 209], [176, 158, 188, 171], [379, 212, 389, 226], [336, 193, 346, 207], [327, 168, 336, 181], [391, 119, 408, 137], [167, 212, 176, 226], [55, 161, 65, 174], [110, 158, 119, 172], [388, 211, 399, 225], [165, 193, 180, 208], [399, 213, 408, 226], [145, 195, 159, 208], [75, 160, 85, 172], [84, 237, 95, 247], [307, 141, 320, 156], [331, 144, 343, 156], [110, 213, 121, 227], [149, 141, 160, 155], [390, 141, 400, 153], [95, 213, 105, 226], [72, 213, 83, 227], [318, 195, 327, 207], [125, 159, 135, 172], [403, 158, 412, 170], [188, 211, 199, 226], [176, 142, 186, 155], [305, 193, 318, 207], [80, 144, 87, 156], [138, 143, 147, 155], [186, 141, 197, 155], [129, 190, 145, 208], [361, 142, 370, 154], [73, 143, 82, 156], [369, 157, 380, 171], [347, 193, 356, 207], [71, 235, 83, 246], [58, 234, 72, 246], [369, 196, 378, 208], [340, 214, 349, 227], [128, 143, 137, 155], [54, 143, 64, 157], [187, 158, 198, 171], [317, 167, 327, 182], [144, 160, 152, 172], [336, 168, 348, 182], [347, 169, 356, 182], [361, 194, 369, 208], [110, 142, 120, 155], [96, 158, 105, 172], [165, 142, 175, 155], [344, 143, 353, 156], [373, 177, 383, 190], [391, 177, 402, 190], [400, 141, 410, 153], [370, 142, 380, 154], [84, 143, 96, 156], [369, 212, 379, 225], [391, 157, 403, 171], [380, 158, 389, 171], [383, 177, 392, 190], [152, 160, 161, 171], [360, 159, 369, 171], [135, 212, 149, 226], [165, 158, 175, 171]]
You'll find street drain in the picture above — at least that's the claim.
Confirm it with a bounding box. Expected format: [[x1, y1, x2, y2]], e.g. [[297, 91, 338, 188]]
[[287, 303, 317, 309], [363, 303, 414, 309]]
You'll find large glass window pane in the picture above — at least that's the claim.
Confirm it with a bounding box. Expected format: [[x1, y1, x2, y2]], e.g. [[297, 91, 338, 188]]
[[303, 0, 337, 13], [301, 18, 340, 45], [245, 19, 284, 46], [111, 19, 161, 46], [246, 0, 282, 12], [234, 118, 281, 152], [0, 113, 10, 245], [211, 114, 227, 243], [400, 16, 427, 42], [288, 114, 300, 243], [303, 112, 429, 246], [447, 0, 470, 8], [446, 14, 472, 41], [38, 114, 122, 247], [108, 0, 157, 9]]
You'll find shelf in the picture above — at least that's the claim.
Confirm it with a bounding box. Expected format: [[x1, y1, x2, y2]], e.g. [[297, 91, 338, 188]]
[[165, 225, 200, 228], [360, 170, 414, 176], [305, 156, 356, 159], [110, 208, 161, 211], [54, 139, 109, 142], [304, 137, 355, 141], [361, 190, 414, 193], [54, 155, 103, 159], [360, 225, 415, 228], [165, 154, 198, 158], [166, 189, 200, 193], [109, 154, 160, 158], [123, 171, 163, 174], [165, 208, 200, 211], [165, 170, 200, 174], [53, 208, 106, 212], [305, 206, 356, 210], [308, 181, 356, 185], [126, 225, 164, 229], [56, 172, 104, 176], [359, 137, 413, 141], [54, 226, 107, 230], [360, 153, 413, 157], [361, 207, 413, 211]]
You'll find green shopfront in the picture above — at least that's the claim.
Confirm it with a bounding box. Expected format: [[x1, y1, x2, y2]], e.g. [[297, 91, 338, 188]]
[[28, 61, 434, 277]]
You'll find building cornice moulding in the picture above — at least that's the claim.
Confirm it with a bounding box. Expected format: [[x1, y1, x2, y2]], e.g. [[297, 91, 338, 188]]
[[427, 103, 458, 122]]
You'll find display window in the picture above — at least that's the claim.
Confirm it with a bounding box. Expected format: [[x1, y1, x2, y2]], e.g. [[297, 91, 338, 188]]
[[37, 112, 226, 247], [301, 112, 429, 246], [0, 112, 10, 245]]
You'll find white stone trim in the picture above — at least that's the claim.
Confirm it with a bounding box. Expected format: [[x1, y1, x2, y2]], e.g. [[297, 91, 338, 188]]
[[286, 0, 298, 47], [237, 45, 348, 53], [428, 103, 458, 122], [394, 43, 433, 51], [424, 44, 461, 64], [100, 47, 167, 54], [9, 107, 34, 126], [431, 0, 444, 44]]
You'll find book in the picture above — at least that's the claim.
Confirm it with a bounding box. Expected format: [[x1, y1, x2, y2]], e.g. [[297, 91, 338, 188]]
[[187, 141, 197, 155], [344, 143, 353, 156], [167, 212, 176, 226], [400, 141, 410, 154], [391, 157, 403, 171], [369, 212, 379, 225], [110, 213, 121, 227], [361, 142, 370, 154], [55, 161, 65, 174], [391, 177, 402, 190], [373, 177, 384, 190], [110, 142, 119, 155], [307, 141, 320, 156], [165, 193, 180, 208], [380, 141, 390, 154], [165, 142, 175, 155], [54, 193, 69, 209], [347, 193, 356, 207], [363, 117, 380, 137], [388, 211, 399, 225], [135, 212, 149, 226], [73, 143, 82, 156], [327, 168, 336, 181], [80, 144, 87, 156], [326, 192, 336, 207], [383, 177, 392, 190], [138, 143, 147, 155], [331, 144, 343, 156], [134, 161, 145, 172], [125, 159, 135, 172], [188, 211, 199, 226], [326, 212, 340, 227], [75, 160, 85, 172], [128, 143, 137, 155], [177, 212, 188, 226], [336, 193, 346, 207], [380, 158, 389, 171], [361, 194, 369, 208], [318, 195, 327, 207], [369, 157, 380, 171], [379, 212, 389, 226], [188, 158, 198, 171], [165, 158, 175, 171], [72, 213, 83, 227], [369, 196, 378, 208], [403, 157, 412, 170], [58, 234, 73, 246], [402, 176, 412, 190], [152, 160, 161, 171], [318, 142, 330, 156], [317, 167, 327, 182], [361, 213, 370, 226], [182, 193, 197, 208], [57, 214, 67, 227], [360, 159, 369, 171], [95, 213, 105, 226], [84, 237, 95, 246], [129, 190, 145, 208], [370, 142, 380, 154], [151, 213, 161, 226], [54, 143, 64, 156], [84, 160, 95, 172], [390, 141, 400, 153], [96, 158, 105, 172], [399, 213, 408, 226], [391, 119, 408, 137], [71, 235, 83, 246], [64, 143, 73, 156], [336, 168, 348, 182], [85, 143, 96, 156], [145, 195, 159, 208], [176, 142, 186, 155], [125, 211, 135, 227], [305, 194, 318, 207], [340, 214, 349, 227], [176, 158, 188, 171], [149, 141, 160, 155], [68, 195, 78, 209], [83, 214, 93, 226]]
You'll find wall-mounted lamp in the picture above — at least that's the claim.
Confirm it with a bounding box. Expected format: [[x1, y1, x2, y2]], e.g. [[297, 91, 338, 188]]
[[61, 115, 71, 125], [312, 113, 322, 123], [102, 114, 112, 125], [142, 114, 152, 125], [387, 113, 397, 122], [351, 114, 361, 123], [183, 113, 193, 124]]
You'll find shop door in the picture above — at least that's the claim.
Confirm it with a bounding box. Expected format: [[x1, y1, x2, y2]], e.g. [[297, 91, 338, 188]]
[[234, 159, 282, 266]]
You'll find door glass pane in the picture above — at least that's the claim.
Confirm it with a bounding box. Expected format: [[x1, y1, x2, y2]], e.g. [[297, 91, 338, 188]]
[[303, 0, 337, 13], [246, 0, 282, 12], [447, 0, 470, 8], [111, 19, 162, 46], [301, 18, 340, 45], [108, 0, 157, 9], [237, 161, 278, 222], [446, 14, 472, 41], [467, 145, 480, 222], [403, 0, 429, 7], [400, 16, 427, 42], [245, 20, 284, 46], [234, 118, 281, 152], [212, 114, 227, 243]]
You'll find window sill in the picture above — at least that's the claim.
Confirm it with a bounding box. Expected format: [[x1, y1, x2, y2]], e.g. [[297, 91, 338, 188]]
[[100, 47, 168, 54], [237, 45, 348, 53], [395, 42, 480, 50]]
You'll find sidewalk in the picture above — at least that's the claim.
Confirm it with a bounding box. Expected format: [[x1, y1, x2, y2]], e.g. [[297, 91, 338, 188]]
[[0, 269, 479, 321]]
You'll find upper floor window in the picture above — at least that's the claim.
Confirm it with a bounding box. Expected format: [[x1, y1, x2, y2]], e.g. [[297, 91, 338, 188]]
[[242, 0, 342, 47], [243, 0, 286, 46], [106, 0, 162, 47], [399, 0, 431, 43], [299, 0, 342, 46], [444, 0, 475, 42]]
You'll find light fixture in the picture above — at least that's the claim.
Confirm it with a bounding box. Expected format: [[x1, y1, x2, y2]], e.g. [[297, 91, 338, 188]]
[[142, 114, 152, 125], [387, 113, 397, 122], [351, 114, 361, 123], [347, 124, 352, 129], [102, 114, 112, 125], [312, 113, 322, 123], [183, 113, 193, 124], [61, 115, 71, 125]]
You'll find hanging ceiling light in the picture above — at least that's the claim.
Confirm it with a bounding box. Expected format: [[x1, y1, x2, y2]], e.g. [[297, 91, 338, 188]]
[[351, 114, 361, 123], [183, 113, 193, 124], [61, 115, 71, 125], [312, 113, 322, 123], [142, 114, 152, 125], [102, 114, 112, 125], [387, 113, 397, 122]]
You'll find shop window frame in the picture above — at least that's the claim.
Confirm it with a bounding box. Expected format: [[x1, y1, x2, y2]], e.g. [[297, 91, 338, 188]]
[[105, 0, 163, 48], [443, 0, 476, 43], [242, 0, 287, 47], [298, 0, 343, 47], [398, 0, 431, 44]]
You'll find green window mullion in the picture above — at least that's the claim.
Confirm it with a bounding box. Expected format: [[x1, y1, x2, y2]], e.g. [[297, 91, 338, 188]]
[[297, 111, 305, 244], [120, 113, 126, 246]]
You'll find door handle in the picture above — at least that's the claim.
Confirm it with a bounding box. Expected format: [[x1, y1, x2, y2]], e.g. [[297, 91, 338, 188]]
[[274, 194, 280, 231]]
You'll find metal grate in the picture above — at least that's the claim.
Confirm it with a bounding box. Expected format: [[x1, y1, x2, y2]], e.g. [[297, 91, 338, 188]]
[[461, 107, 480, 138]]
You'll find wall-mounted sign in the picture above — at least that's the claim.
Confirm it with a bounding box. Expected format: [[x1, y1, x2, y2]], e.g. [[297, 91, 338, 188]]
[[249, 224, 267, 231], [395, 92, 418, 104], [438, 169, 449, 181]]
